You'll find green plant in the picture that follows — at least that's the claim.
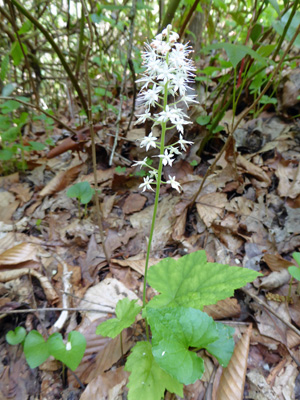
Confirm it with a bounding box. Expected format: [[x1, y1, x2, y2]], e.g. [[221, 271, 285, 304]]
[[6, 328, 86, 371], [288, 252, 300, 297], [96, 26, 261, 400], [66, 181, 95, 218]]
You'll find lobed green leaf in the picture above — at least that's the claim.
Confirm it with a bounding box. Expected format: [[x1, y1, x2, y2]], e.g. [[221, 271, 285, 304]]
[[125, 341, 183, 400], [147, 250, 261, 310], [96, 298, 141, 338]]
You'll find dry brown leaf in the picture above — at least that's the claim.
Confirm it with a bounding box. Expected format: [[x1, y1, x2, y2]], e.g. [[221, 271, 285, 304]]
[[80, 367, 128, 400], [259, 269, 291, 290], [39, 163, 82, 197], [204, 298, 240, 320], [111, 257, 159, 275], [122, 193, 147, 214], [80, 277, 141, 321], [276, 161, 300, 199], [237, 155, 271, 185], [216, 324, 252, 400], [196, 192, 228, 227], [263, 253, 294, 272], [0, 243, 37, 266]]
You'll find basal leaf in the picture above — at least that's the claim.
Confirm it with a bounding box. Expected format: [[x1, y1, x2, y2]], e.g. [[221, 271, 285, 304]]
[[24, 331, 49, 368], [6, 326, 26, 345], [96, 298, 141, 338], [147, 307, 220, 385], [205, 323, 235, 367], [48, 331, 86, 371], [147, 250, 261, 310], [125, 341, 183, 400], [66, 181, 95, 204], [288, 266, 300, 282], [293, 252, 300, 267]]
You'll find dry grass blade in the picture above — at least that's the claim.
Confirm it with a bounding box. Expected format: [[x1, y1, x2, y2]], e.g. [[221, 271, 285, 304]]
[[216, 324, 252, 400], [0, 243, 37, 267]]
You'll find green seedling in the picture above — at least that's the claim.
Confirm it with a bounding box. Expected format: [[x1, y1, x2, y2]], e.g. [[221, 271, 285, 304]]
[[97, 250, 261, 399], [288, 252, 300, 297], [6, 328, 86, 371], [6, 326, 26, 345], [66, 181, 95, 218]]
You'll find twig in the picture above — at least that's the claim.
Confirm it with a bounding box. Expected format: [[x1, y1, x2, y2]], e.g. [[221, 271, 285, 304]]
[[179, 0, 201, 39], [109, 0, 137, 166], [80, 0, 109, 263], [190, 22, 300, 206], [242, 288, 300, 338], [0, 307, 115, 315], [52, 255, 71, 331], [0, 96, 79, 136]]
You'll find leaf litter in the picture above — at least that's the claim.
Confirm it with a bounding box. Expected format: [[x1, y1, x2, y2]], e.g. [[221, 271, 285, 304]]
[[0, 83, 300, 400]]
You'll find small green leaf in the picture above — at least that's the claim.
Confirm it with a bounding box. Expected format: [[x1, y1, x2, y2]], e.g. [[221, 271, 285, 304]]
[[293, 252, 300, 267], [125, 341, 183, 400], [196, 115, 211, 126], [147, 307, 223, 384], [267, 0, 280, 15], [0, 148, 14, 160], [24, 331, 50, 368], [115, 166, 127, 174], [96, 298, 141, 338], [147, 250, 261, 310], [250, 24, 263, 43], [288, 266, 300, 282], [18, 20, 32, 35], [0, 100, 21, 113], [259, 95, 277, 105], [6, 327, 26, 345], [205, 43, 268, 68], [28, 141, 46, 151], [66, 182, 95, 204], [48, 331, 86, 371], [94, 87, 113, 98], [190, 160, 198, 167], [10, 42, 28, 66]]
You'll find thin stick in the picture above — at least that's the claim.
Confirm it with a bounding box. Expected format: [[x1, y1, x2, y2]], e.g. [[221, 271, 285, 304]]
[[109, 0, 137, 166], [80, 0, 109, 263], [242, 288, 300, 338], [0, 307, 116, 315]]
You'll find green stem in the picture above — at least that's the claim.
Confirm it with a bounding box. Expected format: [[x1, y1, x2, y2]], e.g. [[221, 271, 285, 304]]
[[142, 83, 168, 308]]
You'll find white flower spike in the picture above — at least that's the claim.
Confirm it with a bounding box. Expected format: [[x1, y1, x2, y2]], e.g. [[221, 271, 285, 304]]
[[133, 25, 197, 192]]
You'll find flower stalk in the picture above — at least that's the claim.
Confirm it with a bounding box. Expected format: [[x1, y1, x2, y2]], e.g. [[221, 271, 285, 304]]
[[134, 25, 197, 308]]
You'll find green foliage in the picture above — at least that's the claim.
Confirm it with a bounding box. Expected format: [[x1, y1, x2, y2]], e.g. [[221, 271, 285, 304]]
[[146, 250, 261, 310], [6, 326, 26, 345], [288, 252, 300, 281], [125, 341, 183, 400], [47, 331, 86, 371], [273, 10, 300, 47], [97, 250, 260, 399], [66, 182, 95, 205], [147, 307, 233, 384], [7, 329, 86, 370], [24, 331, 50, 369], [96, 298, 141, 338], [0, 54, 9, 82]]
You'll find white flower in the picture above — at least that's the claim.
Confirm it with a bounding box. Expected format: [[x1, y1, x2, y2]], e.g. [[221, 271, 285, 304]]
[[135, 111, 152, 124], [178, 134, 193, 151], [132, 157, 148, 168], [66, 342, 72, 351], [158, 149, 174, 166], [139, 84, 161, 108], [140, 132, 158, 151], [139, 176, 154, 192], [167, 175, 182, 192]]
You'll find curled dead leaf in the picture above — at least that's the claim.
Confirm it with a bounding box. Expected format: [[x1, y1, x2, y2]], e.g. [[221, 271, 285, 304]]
[[216, 324, 252, 400], [0, 243, 37, 267]]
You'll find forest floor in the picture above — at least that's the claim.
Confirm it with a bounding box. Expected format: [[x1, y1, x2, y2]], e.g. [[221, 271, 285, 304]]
[[0, 70, 300, 399]]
